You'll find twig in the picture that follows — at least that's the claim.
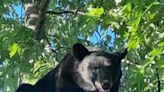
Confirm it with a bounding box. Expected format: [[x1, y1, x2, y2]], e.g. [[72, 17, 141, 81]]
[[96, 30, 111, 49], [96, 30, 104, 45], [156, 67, 160, 92], [45, 36, 70, 52]]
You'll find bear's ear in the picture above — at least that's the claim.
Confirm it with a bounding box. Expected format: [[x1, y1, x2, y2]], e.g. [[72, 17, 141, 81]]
[[115, 48, 127, 61], [119, 48, 128, 60], [73, 43, 90, 61]]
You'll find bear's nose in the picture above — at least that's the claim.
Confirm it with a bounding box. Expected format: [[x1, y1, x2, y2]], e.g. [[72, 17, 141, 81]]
[[101, 81, 111, 89]]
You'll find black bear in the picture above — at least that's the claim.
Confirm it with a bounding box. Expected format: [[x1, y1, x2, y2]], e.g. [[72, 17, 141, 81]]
[[16, 43, 127, 92]]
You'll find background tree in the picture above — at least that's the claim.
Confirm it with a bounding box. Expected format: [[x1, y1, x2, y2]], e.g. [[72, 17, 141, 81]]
[[0, 0, 164, 92]]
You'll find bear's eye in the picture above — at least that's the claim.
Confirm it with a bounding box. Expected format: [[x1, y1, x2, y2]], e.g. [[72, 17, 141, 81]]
[[93, 65, 100, 70], [89, 65, 99, 69], [89, 65, 100, 73], [91, 65, 100, 74]]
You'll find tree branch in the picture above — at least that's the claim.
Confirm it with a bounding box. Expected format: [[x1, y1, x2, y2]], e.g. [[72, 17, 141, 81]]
[[23, 0, 50, 40], [47, 10, 86, 15], [45, 36, 70, 53], [156, 67, 160, 92], [36, 0, 51, 40]]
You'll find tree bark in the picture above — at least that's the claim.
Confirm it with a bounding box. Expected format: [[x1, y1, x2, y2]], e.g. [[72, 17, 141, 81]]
[[22, 0, 50, 40]]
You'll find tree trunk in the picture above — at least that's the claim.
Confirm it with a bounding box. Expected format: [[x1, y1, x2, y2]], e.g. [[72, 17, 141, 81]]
[[22, 0, 50, 40]]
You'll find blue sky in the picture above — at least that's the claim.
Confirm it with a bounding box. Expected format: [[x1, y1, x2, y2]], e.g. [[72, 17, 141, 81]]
[[4, 4, 24, 20], [15, 4, 24, 17], [90, 25, 115, 46]]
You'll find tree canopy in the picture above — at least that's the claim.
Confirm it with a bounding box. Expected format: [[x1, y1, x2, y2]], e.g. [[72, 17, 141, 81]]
[[0, 0, 164, 92]]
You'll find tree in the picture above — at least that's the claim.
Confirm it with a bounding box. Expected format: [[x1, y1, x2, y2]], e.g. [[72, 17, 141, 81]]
[[0, 0, 163, 92]]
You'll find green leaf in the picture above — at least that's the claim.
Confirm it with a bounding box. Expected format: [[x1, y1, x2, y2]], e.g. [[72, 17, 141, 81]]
[[128, 35, 141, 49], [149, 48, 162, 59], [130, 16, 141, 32], [159, 42, 164, 47], [8, 42, 20, 57], [87, 7, 104, 17], [121, 2, 132, 19], [128, 16, 141, 50]]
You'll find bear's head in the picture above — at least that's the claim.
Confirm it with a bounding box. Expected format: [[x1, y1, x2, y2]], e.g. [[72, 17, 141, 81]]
[[72, 43, 127, 92]]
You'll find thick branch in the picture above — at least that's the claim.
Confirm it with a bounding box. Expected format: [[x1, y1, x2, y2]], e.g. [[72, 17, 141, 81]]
[[36, 0, 50, 40], [47, 10, 86, 15], [23, 0, 50, 40]]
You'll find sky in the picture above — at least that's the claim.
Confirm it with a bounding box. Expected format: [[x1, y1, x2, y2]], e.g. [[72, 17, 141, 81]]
[[90, 25, 115, 47], [4, 4, 24, 21]]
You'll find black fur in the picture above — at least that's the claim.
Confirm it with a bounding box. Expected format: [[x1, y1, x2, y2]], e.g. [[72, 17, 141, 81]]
[[16, 43, 127, 92]]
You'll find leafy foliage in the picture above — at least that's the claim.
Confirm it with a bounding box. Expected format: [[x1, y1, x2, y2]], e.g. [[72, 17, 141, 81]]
[[0, 0, 164, 92]]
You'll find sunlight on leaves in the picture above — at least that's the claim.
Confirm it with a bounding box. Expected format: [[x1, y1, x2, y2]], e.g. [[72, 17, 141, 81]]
[[8, 42, 21, 57], [149, 48, 162, 59], [87, 6, 104, 17]]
